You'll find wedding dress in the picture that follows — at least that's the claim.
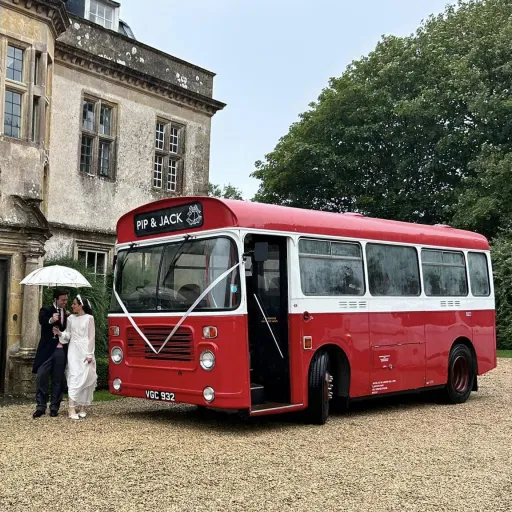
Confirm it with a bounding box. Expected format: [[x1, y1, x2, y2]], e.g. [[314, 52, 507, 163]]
[[61, 314, 98, 406]]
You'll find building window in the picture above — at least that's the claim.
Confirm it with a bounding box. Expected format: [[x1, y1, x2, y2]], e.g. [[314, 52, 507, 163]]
[[4, 90, 22, 138], [3, 41, 47, 143], [153, 155, 163, 188], [99, 140, 112, 177], [156, 122, 165, 150], [88, 0, 114, 30], [154, 120, 185, 192], [80, 97, 116, 179], [170, 125, 181, 154], [78, 249, 107, 281], [80, 135, 93, 174], [7, 45, 23, 82], [168, 159, 178, 192], [82, 100, 95, 131], [100, 105, 112, 135]]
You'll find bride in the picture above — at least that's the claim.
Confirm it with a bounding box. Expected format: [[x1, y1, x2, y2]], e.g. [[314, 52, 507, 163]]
[[53, 294, 98, 420]]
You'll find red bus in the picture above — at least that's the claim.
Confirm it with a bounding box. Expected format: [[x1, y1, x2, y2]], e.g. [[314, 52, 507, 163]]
[[108, 197, 496, 424]]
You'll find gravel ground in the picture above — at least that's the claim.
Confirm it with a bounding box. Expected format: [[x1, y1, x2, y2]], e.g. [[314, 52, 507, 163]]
[[1, 360, 511, 512]]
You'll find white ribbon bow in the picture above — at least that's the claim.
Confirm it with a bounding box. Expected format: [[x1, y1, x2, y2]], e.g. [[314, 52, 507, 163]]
[[114, 261, 241, 354]]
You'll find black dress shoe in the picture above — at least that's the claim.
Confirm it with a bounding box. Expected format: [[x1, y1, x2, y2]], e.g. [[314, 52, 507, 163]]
[[50, 411, 59, 417], [33, 410, 45, 418]]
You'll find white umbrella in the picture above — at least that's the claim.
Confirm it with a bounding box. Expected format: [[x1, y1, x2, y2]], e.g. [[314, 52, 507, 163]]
[[20, 265, 92, 288]]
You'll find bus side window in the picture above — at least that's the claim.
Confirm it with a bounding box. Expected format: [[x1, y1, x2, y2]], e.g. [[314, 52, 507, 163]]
[[298, 238, 364, 296], [366, 244, 420, 296], [366, 244, 420, 297], [367, 259, 390, 295], [422, 249, 468, 297], [468, 252, 490, 296]]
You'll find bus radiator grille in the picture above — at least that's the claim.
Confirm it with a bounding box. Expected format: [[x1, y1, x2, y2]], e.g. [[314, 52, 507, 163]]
[[126, 326, 194, 361]]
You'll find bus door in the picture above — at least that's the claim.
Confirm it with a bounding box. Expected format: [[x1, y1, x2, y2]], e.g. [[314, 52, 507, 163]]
[[245, 235, 290, 407]]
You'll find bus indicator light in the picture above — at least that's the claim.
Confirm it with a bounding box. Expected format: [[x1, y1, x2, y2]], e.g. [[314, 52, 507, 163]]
[[203, 326, 218, 339], [110, 326, 120, 337], [303, 336, 313, 350]]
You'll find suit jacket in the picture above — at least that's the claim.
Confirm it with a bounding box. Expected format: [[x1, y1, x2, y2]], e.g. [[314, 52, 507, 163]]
[[32, 304, 68, 373]]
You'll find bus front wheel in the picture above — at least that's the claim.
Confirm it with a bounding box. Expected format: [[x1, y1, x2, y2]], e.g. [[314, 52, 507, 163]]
[[444, 344, 475, 404], [307, 350, 332, 425]]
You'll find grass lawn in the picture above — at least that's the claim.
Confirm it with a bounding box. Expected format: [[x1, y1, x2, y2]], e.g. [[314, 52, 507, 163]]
[[94, 389, 121, 401], [497, 350, 512, 358], [63, 390, 120, 402]]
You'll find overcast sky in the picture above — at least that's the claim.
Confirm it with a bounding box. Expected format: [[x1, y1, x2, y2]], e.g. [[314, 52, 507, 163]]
[[121, 0, 451, 199]]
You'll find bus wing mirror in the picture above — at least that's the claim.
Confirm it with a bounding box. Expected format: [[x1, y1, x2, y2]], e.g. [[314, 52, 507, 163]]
[[254, 242, 269, 262]]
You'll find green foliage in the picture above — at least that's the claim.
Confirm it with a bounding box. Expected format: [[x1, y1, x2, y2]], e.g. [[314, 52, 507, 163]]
[[42, 257, 112, 358], [93, 389, 120, 401], [252, 0, 512, 231], [453, 148, 512, 239], [95, 357, 109, 390], [490, 232, 512, 349], [251, 0, 512, 350], [208, 182, 244, 200]]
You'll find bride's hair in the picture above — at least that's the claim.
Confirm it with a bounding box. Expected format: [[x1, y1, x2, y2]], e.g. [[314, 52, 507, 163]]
[[76, 294, 93, 315]]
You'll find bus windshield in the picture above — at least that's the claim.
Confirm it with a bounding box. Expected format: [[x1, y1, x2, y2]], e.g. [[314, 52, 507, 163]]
[[110, 236, 241, 313]]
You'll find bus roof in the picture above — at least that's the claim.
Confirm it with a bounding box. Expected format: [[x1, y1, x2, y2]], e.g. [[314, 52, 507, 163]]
[[117, 196, 490, 250]]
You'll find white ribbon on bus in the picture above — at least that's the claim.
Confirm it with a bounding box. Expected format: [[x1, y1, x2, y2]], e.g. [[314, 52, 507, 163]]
[[113, 261, 242, 355]]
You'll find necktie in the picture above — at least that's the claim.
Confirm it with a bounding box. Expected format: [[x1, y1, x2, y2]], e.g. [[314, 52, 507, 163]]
[[60, 308, 64, 326], [57, 308, 64, 348]]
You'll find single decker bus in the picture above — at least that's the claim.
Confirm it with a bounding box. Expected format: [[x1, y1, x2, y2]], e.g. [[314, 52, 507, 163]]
[[108, 197, 496, 424]]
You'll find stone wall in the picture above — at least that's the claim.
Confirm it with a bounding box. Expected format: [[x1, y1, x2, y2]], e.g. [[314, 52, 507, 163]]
[[0, 0, 69, 395], [59, 16, 215, 98], [44, 61, 212, 259], [0, 0, 224, 394]]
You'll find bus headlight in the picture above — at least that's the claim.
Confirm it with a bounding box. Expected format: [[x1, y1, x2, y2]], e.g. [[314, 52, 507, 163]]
[[203, 386, 215, 402], [199, 350, 215, 371], [113, 378, 122, 391], [111, 347, 123, 364]]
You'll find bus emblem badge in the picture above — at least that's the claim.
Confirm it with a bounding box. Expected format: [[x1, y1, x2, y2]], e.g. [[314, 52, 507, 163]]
[[186, 205, 203, 227]]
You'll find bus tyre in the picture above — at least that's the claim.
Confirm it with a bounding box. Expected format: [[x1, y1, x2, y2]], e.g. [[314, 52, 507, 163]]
[[445, 344, 475, 404], [307, 351, 332, 425]]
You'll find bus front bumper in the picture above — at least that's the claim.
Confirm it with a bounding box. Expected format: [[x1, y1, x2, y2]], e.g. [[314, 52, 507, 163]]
[[108, 379, 249, 410]]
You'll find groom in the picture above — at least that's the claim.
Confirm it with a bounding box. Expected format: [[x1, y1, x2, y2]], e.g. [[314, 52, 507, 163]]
[[32, 288, 69, 418]]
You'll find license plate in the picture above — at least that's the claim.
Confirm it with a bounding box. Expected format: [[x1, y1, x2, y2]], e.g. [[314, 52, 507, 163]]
[[145, 390, 176, 402]]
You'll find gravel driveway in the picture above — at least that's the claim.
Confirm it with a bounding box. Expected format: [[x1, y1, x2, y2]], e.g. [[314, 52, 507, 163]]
[[1, 359, 511, 512]]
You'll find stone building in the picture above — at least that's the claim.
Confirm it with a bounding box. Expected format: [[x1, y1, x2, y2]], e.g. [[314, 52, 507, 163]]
[[0, 0, 225, 394]]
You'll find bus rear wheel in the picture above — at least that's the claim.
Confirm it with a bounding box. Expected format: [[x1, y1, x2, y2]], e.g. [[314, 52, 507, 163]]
[[307, 351, 332, 425], [445, 344, 474, 404]]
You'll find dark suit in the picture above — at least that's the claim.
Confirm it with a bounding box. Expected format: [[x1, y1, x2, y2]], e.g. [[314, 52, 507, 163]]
[[33, 304, 68, 413]]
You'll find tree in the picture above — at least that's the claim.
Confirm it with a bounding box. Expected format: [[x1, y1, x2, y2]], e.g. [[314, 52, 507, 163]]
[[209, 182, 244, 200], [490, 232, 512, 349], [453, 147, 512, 239], [252, 0, 512, 231]]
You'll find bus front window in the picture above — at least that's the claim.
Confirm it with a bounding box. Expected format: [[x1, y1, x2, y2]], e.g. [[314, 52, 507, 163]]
[[111, 237, 241, 313]]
